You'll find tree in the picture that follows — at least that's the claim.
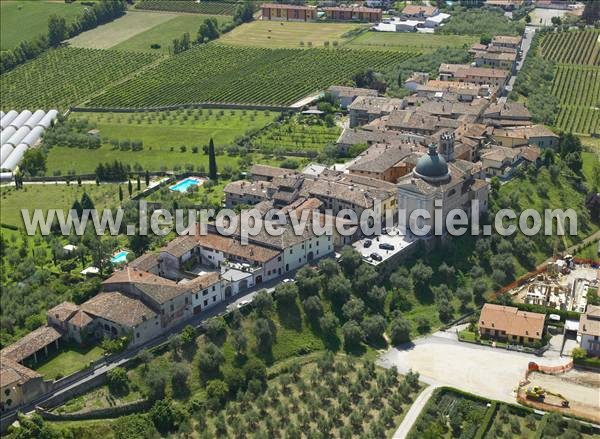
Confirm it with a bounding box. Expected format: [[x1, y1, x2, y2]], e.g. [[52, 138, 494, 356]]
[[342, 297, 365, 322], [197, 342, 225, 378], [113, 414, 158, 439], [324, 274, 351, 306], [171, 363, 190, 395], [254, 318, 274, 353], [525, 14, 531, 23], [550, 16, 562, 26], [118, 185, 123, 202], [48, 15, 67, 46], [390, 268, 413, 293], [128, 179, 133, 196], [480, 34, 491, 45], [223, 367, 245, 394], [150, 399, 177, 434], [208, 138, 218, 180], [273, 283, 298, 309], [416, 316, 430, 334], [318, 258, 339, 278], [366, 286, 387, 312], [10, 414, 57, 439], [80, 192, 95, 210], [234, 0, 254, 25], [145, 170, 150, 186], [232, 329, 248, 357], [339, 246, 362, 277], [253, 290, 273, 316], [145, 368, 167, 401], [571, 347, 587, 360], [107, 367, 129, 395], [437, 262, 455, 283], [205, 317, 227, 343], [410, 261, 433, 291], [20, 148, 46, 176], [296, 266, 321, 298], [437, 298, 454, 322], [353, 264, 377, 295], [361, 314, 386, 344], [136, 175, 141, 191], [319, 312, 339, 336], [302, 295, 323, 322], [342, 320, 363, 348], [243, 357, 267, 383], [390, 317, 411, 345]]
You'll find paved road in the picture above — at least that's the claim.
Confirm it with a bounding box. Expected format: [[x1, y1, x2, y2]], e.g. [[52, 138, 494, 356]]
[[392, 384, 439, 439], [501, 25, 536, 101]]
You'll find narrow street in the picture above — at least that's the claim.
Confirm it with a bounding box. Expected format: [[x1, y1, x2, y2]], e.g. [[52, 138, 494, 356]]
[[500, 25, 536, 101]]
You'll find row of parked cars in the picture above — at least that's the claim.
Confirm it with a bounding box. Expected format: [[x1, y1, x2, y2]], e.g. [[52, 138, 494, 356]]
[[363, 239, 395, 262]]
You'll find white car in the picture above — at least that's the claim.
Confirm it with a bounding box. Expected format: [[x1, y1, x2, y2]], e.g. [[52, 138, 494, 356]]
[[282, 278, 293, 283], [236, 299, 251, 308]]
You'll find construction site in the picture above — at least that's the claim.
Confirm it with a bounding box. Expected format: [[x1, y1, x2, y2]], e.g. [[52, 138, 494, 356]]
[[513, 258, 599, 313]]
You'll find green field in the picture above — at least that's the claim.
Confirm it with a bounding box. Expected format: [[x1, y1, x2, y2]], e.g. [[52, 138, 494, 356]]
[[0, 183, 122, 228], [220, 20, 365, 48], [67, 10, 177, 50], [32, 345, 105, 380], [87, 44, 408, 108], [44, 109, 279, 174], [0, 47, 160, 111], [0, 0, 88, 50], [112, 14, 231, 53], [346, 32, 478, 52]]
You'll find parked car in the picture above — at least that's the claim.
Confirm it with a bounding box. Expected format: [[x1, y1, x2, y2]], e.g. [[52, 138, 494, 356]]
[[379, 243, 394, 251], [370, 253, 383, 261], [283, 278, 293, 283], [237, 299, 251, 308], [363, 239, 372, 248]]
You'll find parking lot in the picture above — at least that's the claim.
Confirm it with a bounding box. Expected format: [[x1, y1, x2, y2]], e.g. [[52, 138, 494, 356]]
[[378, 331, 571, 403], [352, 228, 417, 266]]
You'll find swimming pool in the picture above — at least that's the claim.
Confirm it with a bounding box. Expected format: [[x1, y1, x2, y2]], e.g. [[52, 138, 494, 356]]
[[110, 250, 129, 264], [169, 177, 202, 193]]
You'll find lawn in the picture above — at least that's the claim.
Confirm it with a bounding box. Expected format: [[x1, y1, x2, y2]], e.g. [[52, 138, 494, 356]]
[[32, 344, 104, 380], [582, 151, 599, 187], [66, 10, 177, 50], [219, 20, 367, 48], [0, 0, 88, 50], [0, 183, 122, 228], [45, 109, 279, 175], [112, 14, 231, 53], [345, 31, 478, 52]]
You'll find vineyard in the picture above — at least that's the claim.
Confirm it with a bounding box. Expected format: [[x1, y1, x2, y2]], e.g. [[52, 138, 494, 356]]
[[540, 29, 600, 66], [134, 0, 237, 15], [0, 48, 160, 111], [86, 45, 408, 108]]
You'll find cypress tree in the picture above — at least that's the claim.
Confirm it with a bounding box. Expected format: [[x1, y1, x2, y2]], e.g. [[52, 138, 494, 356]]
[[208, 138, 218, 181], [136, 175, 141, 191], [81, 192, 95, 211], [128, 179, 133, 196], [145, 170, 150, 186], [118, 186, 123, 202]]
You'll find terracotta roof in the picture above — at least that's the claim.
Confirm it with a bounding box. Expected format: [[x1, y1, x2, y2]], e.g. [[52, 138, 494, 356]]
[[456, 67, 510, 79], [161, 235, 198, 258], [178, 272, 221, 291], [402, 4, 437, 15], [224, 180, 273, 198], [81, 292, 156, 328], [477, 51, 517, 61], [348, 142, 420, 174], [348, 96, 404, 114], [0, 357, 42, 387], [128, 252, 159, 272], [261, 3, 313, 11], [197, 233, 280, 263], [478, 304, 545, 340], [328, 86, 378, 98], [47, 301, 78, 323], [484, 102, 530, 120], [494, 125, 558, 139], [492, 35, 521, 46], [103, 268, 185, 304], [519, 146, 541, 162], [68, 310, 94, 328], [382, 110, 460, 132], [0, 326, 62, 363], [250, 164, 294, 179], [579, 305, 600, 337]]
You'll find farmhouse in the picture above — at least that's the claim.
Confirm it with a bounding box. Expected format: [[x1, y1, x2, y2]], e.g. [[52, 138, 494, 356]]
[[261, 3, 316, 21], [481, 145, 540, 177], [322, 6, 382, 22], [578, 305, 600, 356], [0, 358, 48, 414], [478, 304, 545, 345], [327, 86, 378, 109]]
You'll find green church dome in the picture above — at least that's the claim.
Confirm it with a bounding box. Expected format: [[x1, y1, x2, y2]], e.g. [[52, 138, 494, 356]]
[[414, 144, 449, 181]]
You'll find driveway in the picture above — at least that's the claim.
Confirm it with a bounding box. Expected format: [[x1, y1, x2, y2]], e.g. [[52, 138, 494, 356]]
[[378, 331, 571, 404]]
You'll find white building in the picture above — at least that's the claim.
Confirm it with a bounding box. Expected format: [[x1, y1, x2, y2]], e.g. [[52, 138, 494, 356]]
[[578, 305, 600, 356]]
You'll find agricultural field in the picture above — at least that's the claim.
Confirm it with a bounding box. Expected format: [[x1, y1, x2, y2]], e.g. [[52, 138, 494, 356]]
[[44, 109, 279, 174], [250, 114, 341, 153], [0, 47, 160, 111], [0, 183, 122, 228], [0, 0, 88, 50], [540, 29, 600, 66], [112, 14, 231, 53], [66, 10, 177, 50], [219, 20, 366, 48], [134, 0, 237, 15], [345, 32, 478, 53], [87, 45, 408, 108]]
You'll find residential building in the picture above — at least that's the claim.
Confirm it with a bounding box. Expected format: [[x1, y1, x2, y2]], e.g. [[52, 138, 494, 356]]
[[492, 125, 559, 149], [438, 63, 471, 81], [404, 72, 430, 91], [322, 6, 382, 22], [453, 67, 510, 94], [481, 145, 540, 177], [478, 304, 546, 345], [484, 0, 524, 10], [483, 102, 531, 127], [0, 358, 49, 414], [348, 96, 405, 127], [335, 127, 424, 154], [578, 305, 600, 356], [224, 180, 273, 207], [371, 109, 460, 135], [327, 86, 378, 109], [491, 35, 522, 50], [249, 164, 295, 182], [347, 141, 422, 182], [474, 51, 517, 73], [401, 4, 439, 18], [261, 3, 316, 21]]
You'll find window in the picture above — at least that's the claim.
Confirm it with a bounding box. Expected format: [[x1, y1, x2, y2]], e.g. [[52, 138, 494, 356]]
[[195, 293, 198, 299], [212, 286, 216, 291], [4, 389, 9, 396], [278, 256, 281, 261], [203, 289, 209, 296], [204, 299, 208, 306], [185, 297, 188, 305], [213, 296, 217, 302], [104, 324, 110, 331], [170, 304, 174, 312], [136, 332, 140, 339]]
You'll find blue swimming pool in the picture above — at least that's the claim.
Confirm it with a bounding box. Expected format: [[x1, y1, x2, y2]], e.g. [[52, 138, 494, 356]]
[[111, 250, 129, 264], [170, 177, 201, 193]]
